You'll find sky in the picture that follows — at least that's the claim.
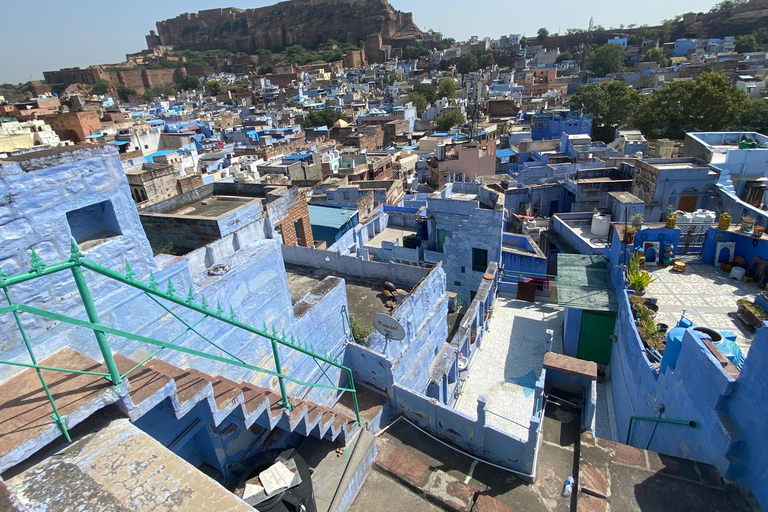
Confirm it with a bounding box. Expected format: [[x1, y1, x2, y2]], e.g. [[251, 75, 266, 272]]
[[0, 0, 715, 84]]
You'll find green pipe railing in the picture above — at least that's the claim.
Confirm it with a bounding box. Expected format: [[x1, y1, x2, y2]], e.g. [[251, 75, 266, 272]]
[[626, 416, 697, 446], [0, 241, 361, 442]]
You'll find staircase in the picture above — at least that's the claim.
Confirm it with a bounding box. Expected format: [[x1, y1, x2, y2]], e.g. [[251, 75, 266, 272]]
[[0, 348, 359, 474]]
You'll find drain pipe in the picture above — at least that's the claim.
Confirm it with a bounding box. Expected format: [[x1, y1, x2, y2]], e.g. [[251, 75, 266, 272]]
[[625, 416, 697, 446]]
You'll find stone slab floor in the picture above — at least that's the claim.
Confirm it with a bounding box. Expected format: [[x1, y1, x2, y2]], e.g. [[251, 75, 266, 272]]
[[646, 257, 761, 355], [454, 293, 564, 441]]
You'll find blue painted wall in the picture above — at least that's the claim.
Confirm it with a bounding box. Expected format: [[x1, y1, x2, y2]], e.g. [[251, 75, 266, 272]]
[[701, 227, 768, 267]]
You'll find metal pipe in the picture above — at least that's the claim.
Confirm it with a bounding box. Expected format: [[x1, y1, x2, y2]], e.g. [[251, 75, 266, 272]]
[[71, 266, 122, 385], [626, 416, 697, 446], [2, 287, 71, 441], [271, 339, 291, 411]]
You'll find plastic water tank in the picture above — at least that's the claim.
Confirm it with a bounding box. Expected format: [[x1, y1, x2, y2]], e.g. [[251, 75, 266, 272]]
[[591, 212, 611, 236], [677, 212, 693, 223], [435, 143, 446, 161], [692, 209, 716, 223]]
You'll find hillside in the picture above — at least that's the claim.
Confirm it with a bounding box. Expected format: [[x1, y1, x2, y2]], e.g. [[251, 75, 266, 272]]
[[155, 0, 422, 53]]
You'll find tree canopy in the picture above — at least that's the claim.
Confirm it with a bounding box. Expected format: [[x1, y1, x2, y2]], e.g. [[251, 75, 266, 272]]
[[584, 44, 626, 77], [458, 53, 478, 74], [304, 109, 349, 128], [91, 79, 110, 96], [478, 52, 496, 69], [735, 34, 758, 53], [556, 51, 573, 63], [177, 75, 200, 91], [537, 28, 549, 41], [438, 78, 457, 99], [412, 82, 438, 103], [205, 80, 222, 96], [632, 72, 750, 139], [405, 92, 428, 115], [641, 48, 671, 67], [435, 109, 466, 131], [569, 81, 644, 141]]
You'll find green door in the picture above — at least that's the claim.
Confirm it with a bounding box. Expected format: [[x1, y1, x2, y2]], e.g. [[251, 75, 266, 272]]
[[577, 311, 616, 365]]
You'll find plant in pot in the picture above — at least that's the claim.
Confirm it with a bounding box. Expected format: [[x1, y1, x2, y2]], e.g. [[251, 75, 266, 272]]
[[737, 298, 768, 328], [718, 211, 732, 230], [631, 213, 644, 230], [753, 225, 764, 239], [741, 216, 756, 234], [628, 268, 655, 295], [624, 225, 637, 244], [639, 317, 666, 353], [665, 205, 677, 229]]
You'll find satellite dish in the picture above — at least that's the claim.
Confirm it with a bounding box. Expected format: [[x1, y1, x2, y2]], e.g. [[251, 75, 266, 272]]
[[372, 313, 406, 341]]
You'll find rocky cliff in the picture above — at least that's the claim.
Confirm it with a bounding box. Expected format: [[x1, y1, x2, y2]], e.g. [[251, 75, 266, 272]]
[[156, 0, 422, 53]]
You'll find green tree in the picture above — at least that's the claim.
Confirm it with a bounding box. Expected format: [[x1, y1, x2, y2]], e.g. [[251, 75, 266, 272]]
[[733, 98, 768, 133], [632, 72, 750, 139], [641, 48, 671, 67], [584, 44, 626, 77], [569, 81, 644, 141], [478, 52, 496, 69], [405, 92, 428, 115], [438, 78, 457, 99], [412, 82, 438, 103], [556, 51, 573, 63], [115, 84, 137, 103], [736, 34, 758, 53], [305, 109, 349, 128], [435, 109, 466, 131], [205, 80, 222, 96], [177, 75, 200, 91], [457, 53, 478, 74], [91, 79, 110, 95], [519, 37, 528, 48], [537, 28, 549, 41]]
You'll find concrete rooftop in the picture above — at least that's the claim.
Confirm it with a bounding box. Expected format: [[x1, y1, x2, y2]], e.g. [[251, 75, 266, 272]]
[[171, 196, 256, 218], [646, 257, 761, 356], [454, 294, 564, 441], [284, 264, 413, 325], [365, 226, 418, 249]]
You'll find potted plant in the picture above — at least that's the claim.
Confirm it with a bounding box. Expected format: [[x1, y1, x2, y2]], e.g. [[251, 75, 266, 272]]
[[718, 211, 732, 230], [624, 225, 637, 244], [753, 225, 764, 239], [470, 329, 477, 344], [665, 205, 678, 229], [737, 298, 768, 328], [639, 317, 666, 353], [741, 216, 756, 234], [628, 268, 655, 295], [632, 213, 644, 230]]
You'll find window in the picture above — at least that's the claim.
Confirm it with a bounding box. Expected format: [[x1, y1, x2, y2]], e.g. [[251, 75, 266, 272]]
[[66, 200, 122, 249], [461, 266, 466, 273], [472, 248, 488, 272], [343, 191, 350, 200], [454, 281, 461, 286], [294, 220, 301, 242]]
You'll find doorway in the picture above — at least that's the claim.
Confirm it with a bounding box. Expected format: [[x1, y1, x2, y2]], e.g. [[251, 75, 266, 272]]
[[577, 310, 616, 365], [678, 195, 698, 213]]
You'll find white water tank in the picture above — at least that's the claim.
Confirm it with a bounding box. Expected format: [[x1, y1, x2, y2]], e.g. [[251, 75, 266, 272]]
[[692, 209, 716, 223], [591, 212, 611, 236], [435, 143, 446, 161], [677, 212, 693, 223]]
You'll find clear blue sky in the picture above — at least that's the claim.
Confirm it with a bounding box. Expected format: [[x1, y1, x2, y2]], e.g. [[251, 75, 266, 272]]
[[0, 0, 714, 84]]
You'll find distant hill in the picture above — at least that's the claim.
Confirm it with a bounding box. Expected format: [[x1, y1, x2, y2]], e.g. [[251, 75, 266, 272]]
[[673, 0, 768, 40], [155, 0, 422, 53]]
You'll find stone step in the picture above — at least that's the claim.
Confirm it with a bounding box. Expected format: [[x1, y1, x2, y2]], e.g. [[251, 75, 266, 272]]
[[6, 417, 255, 512], [143, 358, 210, 414], [113, 354, 171, 409], [0, 348, 118, 474]]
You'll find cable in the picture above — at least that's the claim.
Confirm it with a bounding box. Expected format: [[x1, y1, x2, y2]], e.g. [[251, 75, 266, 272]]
[[379, 415, 536, 480]]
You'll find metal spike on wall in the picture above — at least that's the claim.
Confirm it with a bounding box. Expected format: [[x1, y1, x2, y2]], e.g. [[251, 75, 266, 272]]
[[200, 295, 209, 311], [229, 306, 236, 321], [0, 268, 7, 285], [166, 279, 175, 297], [29, 248, 46, 274], [216, 301, 223, 316], [69, 239, 84, 262], [148, 270, 158, 291], [124, 260, 135, 281]]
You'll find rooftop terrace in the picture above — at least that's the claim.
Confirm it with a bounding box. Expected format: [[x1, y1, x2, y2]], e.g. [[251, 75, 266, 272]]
[[646, 257, 761, 355], [284, 264, 414, 325], [170, 196, 256, 218], [454, 294, 563, 441]]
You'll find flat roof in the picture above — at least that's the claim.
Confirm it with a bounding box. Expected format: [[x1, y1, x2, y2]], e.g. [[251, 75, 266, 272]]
[[308, 205, 357, 229], [170, 196, 254, 218], [556, 254, 617, 312]]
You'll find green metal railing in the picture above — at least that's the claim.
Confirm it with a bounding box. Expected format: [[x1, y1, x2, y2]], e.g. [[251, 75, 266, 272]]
[[0, 241, 360, 442], [625, 416, 697, 446]]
